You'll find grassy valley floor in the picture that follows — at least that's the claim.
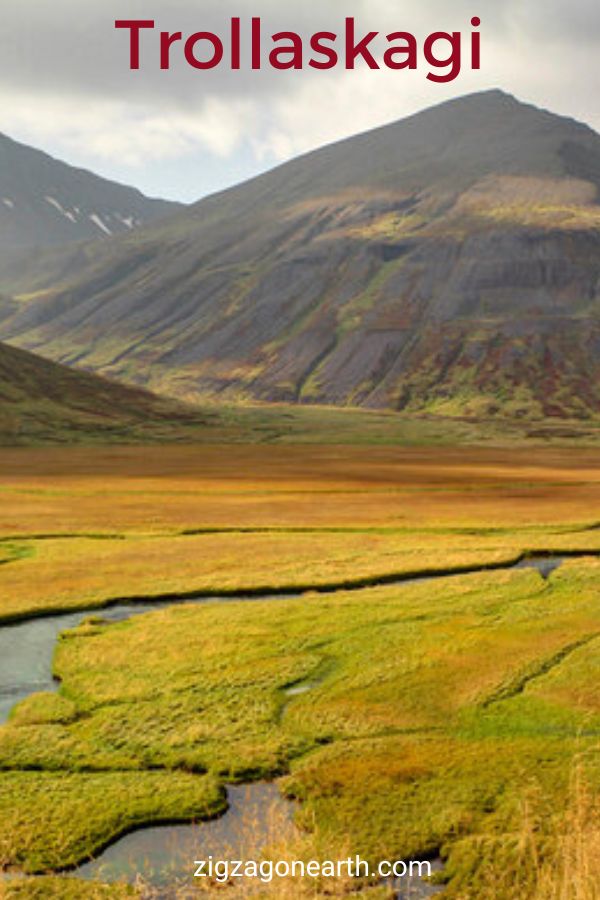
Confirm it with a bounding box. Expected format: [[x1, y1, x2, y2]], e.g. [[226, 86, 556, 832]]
[[0, 444, 598, 899]]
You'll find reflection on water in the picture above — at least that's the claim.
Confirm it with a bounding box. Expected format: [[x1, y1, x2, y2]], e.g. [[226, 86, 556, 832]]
[[0, 611, 83, 723], [386, 858, 445, 898], [77, 781, 442, 898]]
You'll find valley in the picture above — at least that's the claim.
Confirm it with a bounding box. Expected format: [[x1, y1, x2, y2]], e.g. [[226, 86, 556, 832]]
[[0, 444, 598, 898], [0, 89, 599, 899]]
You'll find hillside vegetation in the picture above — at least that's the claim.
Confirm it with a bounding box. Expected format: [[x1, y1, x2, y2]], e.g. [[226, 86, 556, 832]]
[[0, 340, 213, 444]]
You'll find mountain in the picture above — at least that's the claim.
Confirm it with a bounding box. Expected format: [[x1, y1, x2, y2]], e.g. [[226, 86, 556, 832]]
[[0, 340, 216, 445], [1, 90, 599, 420], [0, 132, 181, 264]]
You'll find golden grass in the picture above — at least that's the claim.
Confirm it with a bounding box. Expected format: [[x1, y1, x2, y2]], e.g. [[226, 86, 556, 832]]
[[533, 765, 600, 900], [0, 444, 598, 621], [5, 766, 598, 900], [0, 530, 526, 621], [1, 445, 599, 535], [446, 755, 600, 900], [1, 879, 136, 898], [0, 771, 224, 874], [1, 525, 598, 622]]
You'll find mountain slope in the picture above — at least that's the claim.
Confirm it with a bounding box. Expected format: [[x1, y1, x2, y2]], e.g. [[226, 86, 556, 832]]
[[0, 340, 217, 444], [1, 90, 600, 420], [0, 132, 181, 264]]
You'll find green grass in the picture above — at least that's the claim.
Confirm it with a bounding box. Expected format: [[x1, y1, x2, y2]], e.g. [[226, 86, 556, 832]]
[[0, 559, 598, 897], [3, 339, 600, 449], [2, 878, 136, 899], [0, 770, 224, 874], [0, 446, 598, 897], [1, 520, 599, 623]]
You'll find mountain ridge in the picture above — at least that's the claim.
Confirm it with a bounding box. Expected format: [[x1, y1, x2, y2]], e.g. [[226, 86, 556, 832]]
[[1, 90, 599, 421], [179, 89, 600, 211], [0, 130, 182, 265]]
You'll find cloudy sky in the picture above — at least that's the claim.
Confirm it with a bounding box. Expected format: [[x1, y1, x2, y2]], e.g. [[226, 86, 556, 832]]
[[1, 0, 599, 202]]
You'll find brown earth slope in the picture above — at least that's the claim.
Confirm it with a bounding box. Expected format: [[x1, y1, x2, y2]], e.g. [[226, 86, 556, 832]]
[[0, 340, 214, 444]]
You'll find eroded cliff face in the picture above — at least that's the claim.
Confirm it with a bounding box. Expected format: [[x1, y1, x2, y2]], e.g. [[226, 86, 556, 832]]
[[149, 194, 600, 419], [1, 92, 599, 420]]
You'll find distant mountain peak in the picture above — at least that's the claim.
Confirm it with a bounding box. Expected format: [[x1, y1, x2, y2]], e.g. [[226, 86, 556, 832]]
[[0, 131, 182, 265], [414, 88, 597, 140]]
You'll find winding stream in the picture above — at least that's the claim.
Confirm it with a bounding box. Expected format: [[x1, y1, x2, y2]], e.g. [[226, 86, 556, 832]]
[[77, 782, 294, 888], [0, 554, 582, 893], [0, 554, 570, 727], [75, 782, 443, 896], [0, 602, 169, 724]]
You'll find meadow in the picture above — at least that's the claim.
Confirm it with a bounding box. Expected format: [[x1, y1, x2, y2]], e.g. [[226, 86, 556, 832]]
[[0, 443, 598, 898]]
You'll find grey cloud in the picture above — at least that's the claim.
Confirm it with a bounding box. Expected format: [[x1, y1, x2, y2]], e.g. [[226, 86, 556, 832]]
[[2, 0, 575, 109], [512, 0, 600, 42], [2, 0, 371, 106], [2, 0, 600, 203]]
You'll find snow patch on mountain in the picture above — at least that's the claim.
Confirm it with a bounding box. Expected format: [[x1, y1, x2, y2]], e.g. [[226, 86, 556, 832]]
[[115, 214, 136, 229], [89, 213, 113, 235], [45, 196, 78, 223]]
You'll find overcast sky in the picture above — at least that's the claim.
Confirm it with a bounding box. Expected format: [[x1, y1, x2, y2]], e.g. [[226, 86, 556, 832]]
[[1, 0, 599, 202]]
